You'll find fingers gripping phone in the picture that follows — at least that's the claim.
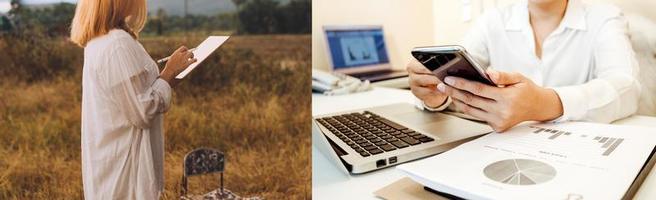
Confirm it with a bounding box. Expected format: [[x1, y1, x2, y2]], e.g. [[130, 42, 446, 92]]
[[411, 45, 495, 86]]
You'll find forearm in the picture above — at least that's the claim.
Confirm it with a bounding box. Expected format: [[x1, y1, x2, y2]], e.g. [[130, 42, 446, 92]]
[[111, 78, 172, 128], [150, 78, 172, 114]]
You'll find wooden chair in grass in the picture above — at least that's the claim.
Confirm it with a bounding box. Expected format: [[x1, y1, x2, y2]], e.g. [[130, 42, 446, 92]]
[[179, 148, 261, 200]]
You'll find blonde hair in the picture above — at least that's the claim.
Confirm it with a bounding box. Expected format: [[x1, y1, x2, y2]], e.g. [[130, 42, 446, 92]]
[[70, 0, 147, 47]]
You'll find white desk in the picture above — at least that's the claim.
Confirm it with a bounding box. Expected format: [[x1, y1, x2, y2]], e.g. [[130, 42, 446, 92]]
[[312, 87, 656, 200]]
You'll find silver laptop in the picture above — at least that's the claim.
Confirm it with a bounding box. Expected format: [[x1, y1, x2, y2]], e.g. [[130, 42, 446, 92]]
[[313, 103, 492, 174], [323, 25, 407, 82]]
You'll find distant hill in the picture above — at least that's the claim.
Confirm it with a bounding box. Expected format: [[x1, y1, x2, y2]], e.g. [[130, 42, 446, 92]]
[[148, 0, 292, 16], [148, 0, 236, 16], [20, 0, 235, 16], [20, 0, 293, 16]]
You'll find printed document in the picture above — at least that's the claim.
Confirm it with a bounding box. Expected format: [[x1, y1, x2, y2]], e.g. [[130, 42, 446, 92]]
[[398, 122, 656, 199]]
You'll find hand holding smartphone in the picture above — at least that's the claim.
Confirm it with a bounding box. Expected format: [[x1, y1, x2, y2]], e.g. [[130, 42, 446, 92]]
[[411, 45, 495, 86]]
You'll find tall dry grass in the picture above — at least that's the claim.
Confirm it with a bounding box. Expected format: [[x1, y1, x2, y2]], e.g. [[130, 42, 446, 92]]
[[0, 34, 311, 199]]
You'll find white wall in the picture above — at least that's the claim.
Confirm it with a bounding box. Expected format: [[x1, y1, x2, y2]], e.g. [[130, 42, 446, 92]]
[[594, 0, 656, 20], [311, 0, 435, 71]]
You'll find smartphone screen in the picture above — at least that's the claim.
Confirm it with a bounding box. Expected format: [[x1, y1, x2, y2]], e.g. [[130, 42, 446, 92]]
[[412, 49, 494, 86]]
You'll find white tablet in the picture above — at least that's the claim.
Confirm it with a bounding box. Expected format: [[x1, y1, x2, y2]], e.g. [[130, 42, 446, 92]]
[[175, 36, 230, 79]]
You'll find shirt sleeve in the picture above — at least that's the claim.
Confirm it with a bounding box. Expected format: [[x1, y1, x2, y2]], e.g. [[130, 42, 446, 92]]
[[97, 41, 172, 129], [551, 16, 640, 123]]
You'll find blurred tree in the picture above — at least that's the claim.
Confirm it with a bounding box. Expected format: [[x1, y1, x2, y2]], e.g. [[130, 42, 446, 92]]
[[0, 16, 11, 32], [149, 8, 168, 35], [7, 2, 75, 37], [233, 0, 310, 34], [46, 3, 76, 36], [7, 0, 22, 32], [232, 0, 248, 6], [277, 0, 310, 34], [9, 0, 20, 13], [235, 0, 280, 34]]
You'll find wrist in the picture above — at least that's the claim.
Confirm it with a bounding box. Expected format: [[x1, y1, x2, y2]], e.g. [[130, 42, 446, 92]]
[[534, 88, 564, 121], [159, 71, 174, 84], [424, 95, 449, 109]]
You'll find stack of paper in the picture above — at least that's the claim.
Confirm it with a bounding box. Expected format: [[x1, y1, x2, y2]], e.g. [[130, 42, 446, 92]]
[[397, 122, 656, 199]]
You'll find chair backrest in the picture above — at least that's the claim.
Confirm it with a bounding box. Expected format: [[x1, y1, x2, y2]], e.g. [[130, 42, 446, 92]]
[[181, 147, 225, 197], [183, 148, 225, 176]]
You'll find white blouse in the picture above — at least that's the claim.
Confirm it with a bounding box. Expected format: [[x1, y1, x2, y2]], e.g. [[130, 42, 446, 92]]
[[425, 0, 640, 123], [81, 29, 171, 199]]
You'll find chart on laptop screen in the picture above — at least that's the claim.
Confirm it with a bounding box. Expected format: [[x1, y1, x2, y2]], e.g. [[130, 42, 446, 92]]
[[398, 122, 656, 200], [325, 28, 390, 69], [339, 37, 380, 66]]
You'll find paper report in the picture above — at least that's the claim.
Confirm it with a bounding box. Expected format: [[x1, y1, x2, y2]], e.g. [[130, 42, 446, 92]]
[[397, 122, 656, 200]]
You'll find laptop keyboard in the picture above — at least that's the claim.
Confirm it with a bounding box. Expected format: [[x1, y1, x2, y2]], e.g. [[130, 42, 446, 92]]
[[316, 111, 435, 157]]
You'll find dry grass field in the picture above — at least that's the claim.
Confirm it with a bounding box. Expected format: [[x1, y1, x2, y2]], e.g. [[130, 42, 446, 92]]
[[0, 34, 311, 199]]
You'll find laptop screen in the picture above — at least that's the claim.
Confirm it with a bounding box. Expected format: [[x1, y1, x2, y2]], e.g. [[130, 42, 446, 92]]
[[325, 27, 390, 70]]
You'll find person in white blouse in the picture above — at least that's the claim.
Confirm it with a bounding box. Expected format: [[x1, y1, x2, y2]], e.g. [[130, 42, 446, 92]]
[[70, 0, 197, 199], [408, 0, 640, 132]]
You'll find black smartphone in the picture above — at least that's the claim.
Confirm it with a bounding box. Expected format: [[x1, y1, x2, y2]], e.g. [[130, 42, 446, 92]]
[[411, 45, 495, 86]]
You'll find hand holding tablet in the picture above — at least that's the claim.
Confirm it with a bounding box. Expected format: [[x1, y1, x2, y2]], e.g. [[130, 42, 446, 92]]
[[158, 36, 230, 80]]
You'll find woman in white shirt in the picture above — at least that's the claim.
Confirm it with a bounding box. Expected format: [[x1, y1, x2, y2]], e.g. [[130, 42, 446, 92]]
[[408, 0, 639, 132], [70, 0, 196, 199]]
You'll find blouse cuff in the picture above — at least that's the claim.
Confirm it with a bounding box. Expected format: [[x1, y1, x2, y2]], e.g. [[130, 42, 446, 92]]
[[550, 86, 587, 123], [152, 78, 172, 112]]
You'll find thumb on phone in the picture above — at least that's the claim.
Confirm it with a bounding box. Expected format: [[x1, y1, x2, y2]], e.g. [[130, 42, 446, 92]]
[[487, 68, 523, 85]]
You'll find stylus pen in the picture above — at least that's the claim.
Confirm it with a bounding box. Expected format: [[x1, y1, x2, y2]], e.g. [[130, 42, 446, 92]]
[[156, 48, 196, 64]]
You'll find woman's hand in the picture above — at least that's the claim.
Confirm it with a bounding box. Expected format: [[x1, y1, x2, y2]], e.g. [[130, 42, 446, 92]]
[[407, 59, 449, 108], [160, 46, 197, 88], [437, 69, 564, 132]]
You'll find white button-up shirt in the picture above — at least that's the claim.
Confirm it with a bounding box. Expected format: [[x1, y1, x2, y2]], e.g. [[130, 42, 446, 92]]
[[434, 0, 640, 123], [81, 29, 170, 199]]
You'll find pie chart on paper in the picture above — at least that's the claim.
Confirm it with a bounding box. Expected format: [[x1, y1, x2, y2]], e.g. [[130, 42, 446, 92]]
[[483, 159, 556, 185]]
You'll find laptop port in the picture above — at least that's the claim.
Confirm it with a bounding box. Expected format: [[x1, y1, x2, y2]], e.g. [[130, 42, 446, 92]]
[[376, 159, 387, 168], [389, 156, 398, 164]]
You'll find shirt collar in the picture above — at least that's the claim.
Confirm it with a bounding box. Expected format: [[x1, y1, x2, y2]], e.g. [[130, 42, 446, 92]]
[[505, 0, 587, 31]]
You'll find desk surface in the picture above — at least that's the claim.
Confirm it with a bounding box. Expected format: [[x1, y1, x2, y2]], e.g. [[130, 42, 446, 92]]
[[312, 87, 656, 200]]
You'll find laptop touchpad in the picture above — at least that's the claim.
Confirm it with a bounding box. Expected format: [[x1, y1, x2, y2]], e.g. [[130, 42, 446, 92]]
[[367, 103, 490, 139], [367, 103, 453, 126]]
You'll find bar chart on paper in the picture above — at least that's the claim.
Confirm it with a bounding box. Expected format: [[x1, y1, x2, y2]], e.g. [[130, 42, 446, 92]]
[[528, 125, 624, 156]]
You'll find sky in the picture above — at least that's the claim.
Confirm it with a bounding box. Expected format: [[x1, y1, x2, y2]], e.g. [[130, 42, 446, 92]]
[[0, 0, 76, 13], [0, 1, 8, 13], [21, 0, 77, 4], [0, 0, 78, 5]]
